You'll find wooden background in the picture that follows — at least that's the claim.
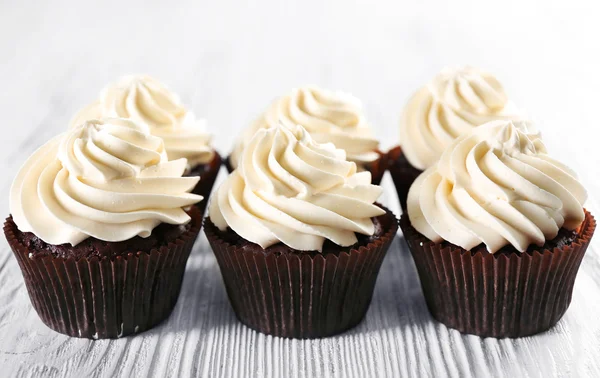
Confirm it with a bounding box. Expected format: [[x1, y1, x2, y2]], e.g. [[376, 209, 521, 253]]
[[1, 1, 599, 377]]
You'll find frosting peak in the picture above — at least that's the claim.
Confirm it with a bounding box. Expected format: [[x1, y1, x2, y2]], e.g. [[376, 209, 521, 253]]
[[230, 86, 379, 169], [10, 118, 203, 246], [400, 66, 524, 170], [408, 120, 587, 253], [60, 118, 165, 181], [430, 66, 508, 114], [211, 123, 385, 251], [70, 75, 214, 166]]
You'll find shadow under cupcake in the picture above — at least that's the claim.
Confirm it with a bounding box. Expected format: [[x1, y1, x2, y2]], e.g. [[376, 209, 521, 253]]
[[5, 118, 204, 339], [206, 123, 398, 339], [400, 120, 595, 338]]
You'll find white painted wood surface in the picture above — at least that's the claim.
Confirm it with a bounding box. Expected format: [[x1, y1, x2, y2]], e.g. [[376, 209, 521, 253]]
[[1, 1, 599, 377]]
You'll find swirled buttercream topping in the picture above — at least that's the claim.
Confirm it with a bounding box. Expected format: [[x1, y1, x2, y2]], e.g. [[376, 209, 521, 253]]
[[230, 86, 379, 169], [400, 66, 524, 170], [70, 75, 214, 166], [407, 120, 586, 253], [211, 123, 385, 251], [10, 118, 203, 246]]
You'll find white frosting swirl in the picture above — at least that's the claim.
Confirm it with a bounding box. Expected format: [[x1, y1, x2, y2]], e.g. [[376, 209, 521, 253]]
[[211, 124, 385, 251], [400, 66, 524, 170], [70, 75, 214, 166], [10, 118, 203, 246], [230, 86, 379, 169], [407, 120, 587, 253]]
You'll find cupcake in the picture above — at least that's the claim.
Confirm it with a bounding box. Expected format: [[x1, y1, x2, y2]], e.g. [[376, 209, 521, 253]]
[[390, 66, 525, 210], [206, 123, 398, 338], [400, 120, 595, 338], [228, 85, 385, 184], [4, 118, 204, 339], [70, 75, 221, 212]]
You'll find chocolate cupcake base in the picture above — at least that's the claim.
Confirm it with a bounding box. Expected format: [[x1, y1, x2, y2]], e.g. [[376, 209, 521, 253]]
[[4, 206, 203, 339], [187, 152, 222, 214], [387, 146, 422, 211], [400, 210, 596, 338], [225, 152, 387, 185], [204, 204, 398, 339]]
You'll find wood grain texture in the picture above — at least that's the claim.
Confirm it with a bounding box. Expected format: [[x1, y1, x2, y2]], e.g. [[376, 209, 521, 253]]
[[1, 1, 600, 377]]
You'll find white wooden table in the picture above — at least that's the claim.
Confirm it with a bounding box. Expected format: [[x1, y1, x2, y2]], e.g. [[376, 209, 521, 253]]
[[1, 1, 599, 377]]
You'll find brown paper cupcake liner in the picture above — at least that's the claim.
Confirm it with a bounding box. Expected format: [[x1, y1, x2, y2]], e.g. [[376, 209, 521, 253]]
[[361, 150, 387, 185], [204, 204, 399, 339], [400, 210, 596, 338], [387, 146, 423, 211], [3, 206, 203, 339], [188, 152, 222, 215], [224, 155, 235, 174], [225, 151, 387, 185]]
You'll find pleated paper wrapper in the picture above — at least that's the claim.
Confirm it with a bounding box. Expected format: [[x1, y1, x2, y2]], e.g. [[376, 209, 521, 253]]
[[204, 205, 398, 339], [189, 151, 222, 215], [400, 210, 596, 338], [387, 146, 423, 212], [4, 206, 203, 339]]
